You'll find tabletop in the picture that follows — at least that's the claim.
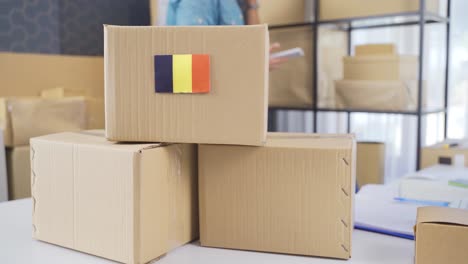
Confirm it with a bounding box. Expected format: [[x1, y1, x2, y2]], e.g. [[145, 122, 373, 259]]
[[0, 199, 415, 264]]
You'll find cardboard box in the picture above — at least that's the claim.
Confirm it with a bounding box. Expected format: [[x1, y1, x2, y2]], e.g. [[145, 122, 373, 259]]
[[0, 97, 88, 147], [0, 52, 103, 98], [357, 142, 385, 188], [320, 0, 440, 20], [269, 26, 313, 108], [199, 133, 356, 259], [6, 146, 31, 200], [421, 139, 468, 169], [355, 44, 397, 56], [335, 80, 421, 111], [343, 55, 418, 81], [415, 206, 468, 264], [40, 87, 105, 130], [104, 25, 269, 146], [0, 53, 105, 130], [258, 0, 307, 25], [31, 131, 198, 264]]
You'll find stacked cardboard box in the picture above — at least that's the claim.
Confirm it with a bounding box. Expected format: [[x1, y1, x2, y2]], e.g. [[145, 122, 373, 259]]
[[31, 24, 356, 263], [0, 53, 105, 200], [335, 44, 423, 111]]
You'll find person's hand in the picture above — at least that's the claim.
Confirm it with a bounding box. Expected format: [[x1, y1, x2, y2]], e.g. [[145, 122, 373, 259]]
[[269, 42, 288, 72]]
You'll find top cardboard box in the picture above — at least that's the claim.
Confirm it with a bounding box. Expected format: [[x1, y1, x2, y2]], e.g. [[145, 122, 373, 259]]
[[104, 25, 269, 146]]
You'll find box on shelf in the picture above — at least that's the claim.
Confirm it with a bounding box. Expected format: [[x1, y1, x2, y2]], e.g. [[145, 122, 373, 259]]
[[335, 80, 424, 111], [320, 0, 440, 20], [421, 139, 468, 168], [355, 44, 397, 56], [258, 0, 308, 25], [269, 26, 313, 108], [343, 55, 418, 81], [0, 53, 105, 131], [415, 206, 468, 264], [0, 97, 87, 147], [105, 25, 269, 146], [199, 133, 356, 259], [31, 131, 198, 264], [6, 146, 31, 200], [0, 52, 103, 98], [357, 142, 385, 188]]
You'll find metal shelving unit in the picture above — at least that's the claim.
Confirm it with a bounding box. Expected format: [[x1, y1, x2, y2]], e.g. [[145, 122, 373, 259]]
[[268, 0, 451, 170]]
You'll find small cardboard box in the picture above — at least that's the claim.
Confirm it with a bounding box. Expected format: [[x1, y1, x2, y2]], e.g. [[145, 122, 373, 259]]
[[357, 142, 385, 188], [258, 0, 307, 25], [421, 139, 468, 169], [199, 133, 356, 259], [269, 26, 313, 108], [0, 97, 88, 147], [31, 131, 198, 264], [355, 44, 397, 56], [320, 0, 440, 20], [0, 53, 105, 130], [104, 25, 269, 146], [343, 55, 418, 81], [335, 80, 421, 111], [6, 146, 31, 200], [415, 206, 468, 264]]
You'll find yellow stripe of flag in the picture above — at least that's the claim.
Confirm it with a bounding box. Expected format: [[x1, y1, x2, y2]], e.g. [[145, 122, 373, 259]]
[[173, 54, 192, 93]]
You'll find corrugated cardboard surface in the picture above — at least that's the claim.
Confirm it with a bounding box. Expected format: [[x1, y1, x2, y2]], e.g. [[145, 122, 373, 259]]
[[415, 207, 468, 264], [0, 52, 103, 98], [421, 139, 468, 168], [258, 0, 307, 25], [199, 132, 355, 259], [105, 25, 268, 146], [6, 146, 31, 200], [31, 131, 198, 264], [320, 0, 440, 20], [269, 26, 313, 108], [343, 55, 418, 81], [357, 142, 385, 188], [0, 97, 87, 147]]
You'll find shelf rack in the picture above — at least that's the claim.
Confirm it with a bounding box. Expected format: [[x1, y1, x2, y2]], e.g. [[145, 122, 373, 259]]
[[268, 0, 451, 170]]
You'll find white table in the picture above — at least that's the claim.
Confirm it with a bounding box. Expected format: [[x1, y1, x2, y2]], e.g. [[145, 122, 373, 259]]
[[0, 131, 8, 202], [0, 199, 415, 264]]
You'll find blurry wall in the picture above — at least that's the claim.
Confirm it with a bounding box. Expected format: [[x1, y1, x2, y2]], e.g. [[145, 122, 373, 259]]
[[0, 0, 150, 55]]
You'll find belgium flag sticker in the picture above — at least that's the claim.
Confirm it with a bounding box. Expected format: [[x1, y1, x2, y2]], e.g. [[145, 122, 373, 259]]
[[154, 54, 210, 94]]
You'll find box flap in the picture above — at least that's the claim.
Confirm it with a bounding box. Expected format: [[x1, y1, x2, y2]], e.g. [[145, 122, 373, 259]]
[[417, 206, 468, 226], [266, 132, 355, 149], [31, 130, 163, 152]]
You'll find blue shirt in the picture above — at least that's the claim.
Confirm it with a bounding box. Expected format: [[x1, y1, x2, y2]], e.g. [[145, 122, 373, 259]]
[[166, 0, 245, 25]]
